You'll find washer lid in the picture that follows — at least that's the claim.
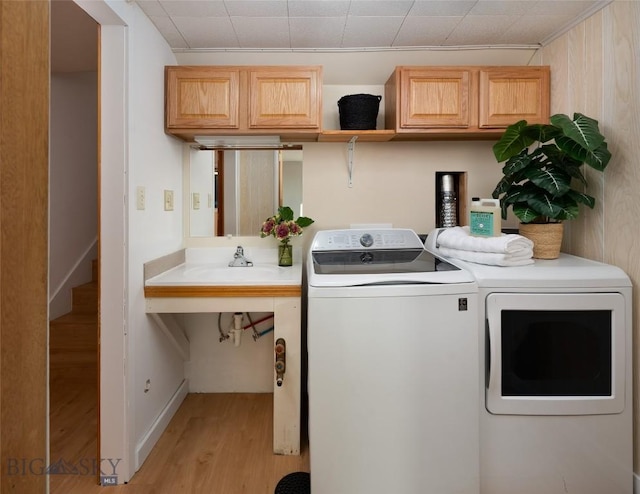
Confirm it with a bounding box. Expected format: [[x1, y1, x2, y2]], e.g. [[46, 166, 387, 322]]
[[312, 248, 458, 275], [308, 228, 476, 286]]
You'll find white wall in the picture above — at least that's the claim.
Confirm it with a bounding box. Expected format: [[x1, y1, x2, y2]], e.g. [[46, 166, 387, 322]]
[[301, 140, 507, 236], [78, 0, 185, 481], [49, 71, 98, 319], [124, 4, 185, 472]]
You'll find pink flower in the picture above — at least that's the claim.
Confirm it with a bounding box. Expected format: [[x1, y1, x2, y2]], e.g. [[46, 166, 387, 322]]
[[275, 222, 291, 241], [260, 218, 276, 237], [288, 221, 302, 236]]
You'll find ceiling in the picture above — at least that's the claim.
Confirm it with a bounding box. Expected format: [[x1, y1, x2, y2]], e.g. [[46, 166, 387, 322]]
[[51, 0, 611, 73], [136, 0, 611, 51]]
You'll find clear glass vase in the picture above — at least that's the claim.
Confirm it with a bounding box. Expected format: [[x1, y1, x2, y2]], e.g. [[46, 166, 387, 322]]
[[278, 242, 293, 267]]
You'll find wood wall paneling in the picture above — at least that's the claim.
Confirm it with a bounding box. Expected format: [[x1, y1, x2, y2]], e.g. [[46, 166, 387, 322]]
[[542, 1, 640, 477], [0, 1, 49, 493]]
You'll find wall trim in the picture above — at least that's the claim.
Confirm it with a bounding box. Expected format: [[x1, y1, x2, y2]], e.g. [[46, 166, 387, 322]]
[[50, 237, 98, 302], [134, 379, 188, 471], [49, 237, 98, 319]]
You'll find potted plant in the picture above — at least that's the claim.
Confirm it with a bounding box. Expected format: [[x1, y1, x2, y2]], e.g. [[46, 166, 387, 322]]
[[260, 206, 314, 266], [492, 112, 611, 259]]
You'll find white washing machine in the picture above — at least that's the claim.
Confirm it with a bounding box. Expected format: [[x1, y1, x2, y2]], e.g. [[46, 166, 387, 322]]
[[307, 228, 479, 494], [426, 229, 633, 494]]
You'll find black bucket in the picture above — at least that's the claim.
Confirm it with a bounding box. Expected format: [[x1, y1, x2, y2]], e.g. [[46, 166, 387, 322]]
[[338, 94, 382, 130]]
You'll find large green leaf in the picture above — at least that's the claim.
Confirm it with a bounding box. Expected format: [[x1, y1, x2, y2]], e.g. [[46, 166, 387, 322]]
[[513, 203, 541, 223], [492, 176, 512, 198], [524, 166, 572, 197], [521, 123, 562, 144], [278, 206, 294, 221], [497, 184, 539, 220], [550, 113, 605, 151], [493, 121, 535, 162], [565, 189, 595, 209], [527, 193, 566, 219], [296, 216, 314, 228], [555, 136, 612, 170], [502, 150, 532, 179]]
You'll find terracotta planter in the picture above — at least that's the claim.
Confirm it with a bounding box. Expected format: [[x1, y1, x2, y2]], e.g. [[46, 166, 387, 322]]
[[519, 222, 564, 259]]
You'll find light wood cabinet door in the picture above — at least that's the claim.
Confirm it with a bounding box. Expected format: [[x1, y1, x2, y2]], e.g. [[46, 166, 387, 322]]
[[248, 67, 321, 129], [399, 68, 471, 128], [478, 67, 550, 128], [166, 67, 240, 129]]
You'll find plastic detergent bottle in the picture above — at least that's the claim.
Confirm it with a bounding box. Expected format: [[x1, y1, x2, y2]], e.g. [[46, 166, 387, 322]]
[[469, 197, 501, 237]]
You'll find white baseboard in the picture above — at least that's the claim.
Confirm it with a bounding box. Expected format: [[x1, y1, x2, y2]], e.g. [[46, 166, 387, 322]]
[[634, 472, 640, 494], [134, 379, 189, 470]]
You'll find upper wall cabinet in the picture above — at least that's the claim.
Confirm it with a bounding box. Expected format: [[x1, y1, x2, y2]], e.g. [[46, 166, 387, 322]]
[[384, 66, 550, 139], [478, 67, 550, 128], [165, 66, 322, 142]]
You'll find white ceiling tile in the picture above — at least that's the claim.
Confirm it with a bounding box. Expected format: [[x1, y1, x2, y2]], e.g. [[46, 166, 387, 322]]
[[470, 0, 539, 16], [500, 14, 574, 44], [159, 0, 228, 17], [408, 0, 477, 17], [289, 17, 345, 47], [136, 0, 168, 17], [341, 16, 405, 47], [223, 0, 288, 17], [288, 1, 350, 17], [347, 0, 414, 17], [231, 17, 291, 47], [148, 15, 189, 48], [393, 16, 463, 46], [172, 16, 240, 48], [132, 0, 611, 50], [530, 1, 599, 16], [444, 14, 518, 45]]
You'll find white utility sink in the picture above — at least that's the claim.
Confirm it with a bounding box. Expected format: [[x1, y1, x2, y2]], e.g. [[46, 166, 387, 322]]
[[144, 247, 302, 287], [183, 263, 281, 281]]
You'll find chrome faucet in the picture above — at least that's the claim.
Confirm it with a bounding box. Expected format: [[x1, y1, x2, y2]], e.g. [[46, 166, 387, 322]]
[[228, 246, 253, 267]]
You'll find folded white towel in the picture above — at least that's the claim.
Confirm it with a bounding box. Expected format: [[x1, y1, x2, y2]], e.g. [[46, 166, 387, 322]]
[[437, 246, 535, 267], [436, 226, 534, 255]]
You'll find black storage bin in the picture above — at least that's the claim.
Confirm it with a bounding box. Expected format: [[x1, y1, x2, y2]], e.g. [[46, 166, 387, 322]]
[[338, 94, 382, 130]]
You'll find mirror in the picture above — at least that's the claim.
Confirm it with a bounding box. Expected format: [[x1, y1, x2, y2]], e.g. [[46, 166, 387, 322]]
[[188, 146, 303, 237]]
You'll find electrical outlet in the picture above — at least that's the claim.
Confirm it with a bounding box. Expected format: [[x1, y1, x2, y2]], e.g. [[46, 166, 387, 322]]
[[144, 379, 151, 393], [164, 190, 174, 211], [136, 186, 145, 210], [192, 192, 200, 210]]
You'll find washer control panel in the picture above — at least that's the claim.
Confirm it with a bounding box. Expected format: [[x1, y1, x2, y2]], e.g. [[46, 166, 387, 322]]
[[311, 229, 425, 251]]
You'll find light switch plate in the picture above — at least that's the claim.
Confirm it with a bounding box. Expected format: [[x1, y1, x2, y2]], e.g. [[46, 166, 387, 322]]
[[164, 190, 174, 211], [192, 192, 200, 210]]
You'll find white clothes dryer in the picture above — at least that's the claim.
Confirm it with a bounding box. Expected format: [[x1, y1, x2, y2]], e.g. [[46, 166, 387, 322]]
[[426, 228, 633, 494]]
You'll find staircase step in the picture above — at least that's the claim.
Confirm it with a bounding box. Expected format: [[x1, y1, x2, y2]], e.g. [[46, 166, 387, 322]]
[[50, 322, 97, 350], [49, 314, 97, 369], [71, 281, 98, 314]]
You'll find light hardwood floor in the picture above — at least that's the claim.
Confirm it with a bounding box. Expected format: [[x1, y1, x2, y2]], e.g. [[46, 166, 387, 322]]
[[49, 280, 309, 494], [51, 389, 309, 494]]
